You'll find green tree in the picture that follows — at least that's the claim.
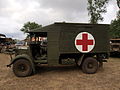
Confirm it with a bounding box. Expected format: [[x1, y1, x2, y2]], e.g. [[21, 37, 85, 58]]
[[20, 22, 42, 33], [117, 10, 120, 19], [110, 18, 120, 38], [109, 0, 120, 38], [117, 0, 120, 9], [87, 0, 109, 24], [116, 0, 120, 19]]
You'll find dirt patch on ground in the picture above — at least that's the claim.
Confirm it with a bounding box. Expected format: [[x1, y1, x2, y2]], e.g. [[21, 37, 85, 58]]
[[0, 53, 120, 90]]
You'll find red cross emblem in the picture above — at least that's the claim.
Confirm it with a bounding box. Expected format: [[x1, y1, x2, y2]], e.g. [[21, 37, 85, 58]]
[[75, 32, 95, 53]]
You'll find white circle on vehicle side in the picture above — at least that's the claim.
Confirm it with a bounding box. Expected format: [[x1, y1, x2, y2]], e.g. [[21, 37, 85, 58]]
[[75, 32, 95, 53]]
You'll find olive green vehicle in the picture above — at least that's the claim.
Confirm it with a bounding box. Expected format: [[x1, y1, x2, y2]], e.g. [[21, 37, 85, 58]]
[[110, 38, 120, 55], [7, 22, 110, 77]]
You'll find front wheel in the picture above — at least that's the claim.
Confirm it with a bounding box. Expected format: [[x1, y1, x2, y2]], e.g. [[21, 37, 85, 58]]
[[82, 57, 98, 74], [13, 59, 32, 77]]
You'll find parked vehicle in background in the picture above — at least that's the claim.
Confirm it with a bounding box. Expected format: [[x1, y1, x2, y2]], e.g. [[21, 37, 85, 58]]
[[0, 33, 15, 53], [15, 41, 28, 50], [0, 34, 7, 52], [110, 38, 120, 55], [15, 41, 25, 46]]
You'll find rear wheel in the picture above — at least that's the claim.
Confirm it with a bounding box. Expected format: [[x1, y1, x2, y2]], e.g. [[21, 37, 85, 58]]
[[82, 57, 98, 74], [13, 59, 32, 77]]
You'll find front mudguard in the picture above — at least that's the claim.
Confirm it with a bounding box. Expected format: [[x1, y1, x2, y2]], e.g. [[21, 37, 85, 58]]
[[7, 54, 35, 74]]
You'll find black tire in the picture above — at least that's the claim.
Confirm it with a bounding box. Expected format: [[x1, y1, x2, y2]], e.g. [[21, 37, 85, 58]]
[[13, 59, 32, 77], [82, 57, 98, 74]]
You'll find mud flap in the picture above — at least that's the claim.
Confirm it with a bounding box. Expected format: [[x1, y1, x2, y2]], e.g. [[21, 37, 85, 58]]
[[77, 54, 85, 66]]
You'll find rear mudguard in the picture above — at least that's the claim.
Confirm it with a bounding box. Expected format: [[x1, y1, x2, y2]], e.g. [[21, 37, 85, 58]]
[[7, 54, 35, 73], [77, 54, 107, 66]]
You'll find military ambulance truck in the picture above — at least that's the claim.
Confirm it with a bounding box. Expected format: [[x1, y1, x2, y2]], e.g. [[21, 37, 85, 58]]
[[7, 22, 109, 77]]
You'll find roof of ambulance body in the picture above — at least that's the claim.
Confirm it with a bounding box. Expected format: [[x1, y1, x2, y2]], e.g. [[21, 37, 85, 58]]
[[28, 22, 109, 33]]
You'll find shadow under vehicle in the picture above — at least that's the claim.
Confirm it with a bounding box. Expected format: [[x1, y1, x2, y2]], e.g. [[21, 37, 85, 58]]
[[7, 22, 110, 77], [110, 38, 120, 56]]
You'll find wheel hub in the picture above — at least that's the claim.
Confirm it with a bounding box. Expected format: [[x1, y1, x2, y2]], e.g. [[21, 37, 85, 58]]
[[18, 64, 26, 72], [88, 63, 93, 68]]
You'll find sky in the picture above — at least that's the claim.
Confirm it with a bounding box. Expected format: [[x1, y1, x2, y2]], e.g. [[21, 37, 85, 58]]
[[0, 0, 119, 40]]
